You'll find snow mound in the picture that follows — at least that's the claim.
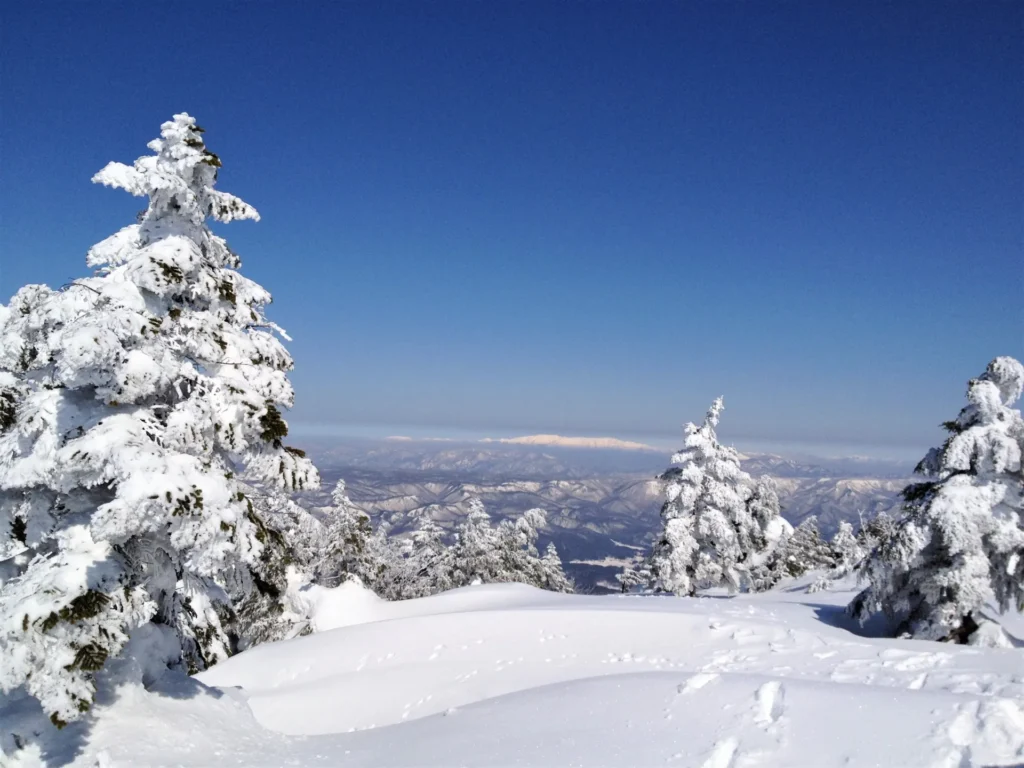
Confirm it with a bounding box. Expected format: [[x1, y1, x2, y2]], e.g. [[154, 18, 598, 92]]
[[4, 580, 1023, 767], [288, 575, 385, 632]]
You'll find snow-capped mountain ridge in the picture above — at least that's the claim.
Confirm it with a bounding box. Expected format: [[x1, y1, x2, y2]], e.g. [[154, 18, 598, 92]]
[[481, 434, 659, 451]]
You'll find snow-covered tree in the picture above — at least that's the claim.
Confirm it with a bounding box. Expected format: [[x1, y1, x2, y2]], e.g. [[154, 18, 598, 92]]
[[857, 510, 896, 554], [540, 542, 574, 593], [451, 499, 504, 585], [851, 357, 1024, 642], [616, 560, 653, 593], [445, 500, 572, 592], [809, 521, 864, 593], [649, 398, 784, 596], [495, 508, 544, 581], [230, 486, 326, 647], [748, 528, 792, 593], [316, 481, 376, 587], [778, 517, 835, 577], [398, 517, 456, 598], [830, 521, 863, 572], [0, 114, 318, 726]]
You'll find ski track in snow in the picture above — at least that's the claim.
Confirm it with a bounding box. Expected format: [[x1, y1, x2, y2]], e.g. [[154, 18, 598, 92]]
[[5, 576, 1023, 767]]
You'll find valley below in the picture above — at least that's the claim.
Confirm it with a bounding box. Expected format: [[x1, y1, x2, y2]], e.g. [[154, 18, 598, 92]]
[[301, 438, 912, 592]]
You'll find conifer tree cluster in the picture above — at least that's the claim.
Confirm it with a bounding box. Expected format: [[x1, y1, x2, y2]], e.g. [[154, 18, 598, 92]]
[[329, 498, 574, 600]]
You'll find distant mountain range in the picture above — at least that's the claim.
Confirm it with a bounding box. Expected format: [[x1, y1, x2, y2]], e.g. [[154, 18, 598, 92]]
[[299, 438, 913, 592], [480, 434, 659, 451]]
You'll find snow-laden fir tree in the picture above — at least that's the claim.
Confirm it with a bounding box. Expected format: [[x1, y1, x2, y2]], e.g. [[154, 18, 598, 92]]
[[315, 481, 376, 588], [616, 560, 653, 593], [0, 114, 318, 726], [540, 542, 574, 593], [829, 521, 863, 573], [809, 521, 864, 593], [404, 517, 457, 597], [231, 486, 326, 647], [850, 357, 1024, 642], [857, 510, 896, 554], [649, 398, 786, 596], [450, 499, 502, 585], [778, 516, 835, 577]]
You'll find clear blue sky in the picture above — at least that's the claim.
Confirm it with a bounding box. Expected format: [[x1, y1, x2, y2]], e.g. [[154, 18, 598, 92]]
[[1, 2, 1020, 457]]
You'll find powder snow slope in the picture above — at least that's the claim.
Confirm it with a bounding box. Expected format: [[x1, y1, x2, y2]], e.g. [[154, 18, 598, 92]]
[[5, 579, 1023, 767]]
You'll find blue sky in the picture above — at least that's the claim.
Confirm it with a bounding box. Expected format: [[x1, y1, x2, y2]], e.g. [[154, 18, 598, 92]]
[[1, 2, 1020, 458]]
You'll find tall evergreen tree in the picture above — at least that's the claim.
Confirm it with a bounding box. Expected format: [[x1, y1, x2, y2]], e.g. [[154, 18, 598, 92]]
[[0, 114, 318, 726], [650, 398, 784, 596], [851, 357, 1024, 642]]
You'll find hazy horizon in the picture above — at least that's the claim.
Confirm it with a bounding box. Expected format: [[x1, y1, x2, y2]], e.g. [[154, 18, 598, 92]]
[[289, 420, 925, 464]]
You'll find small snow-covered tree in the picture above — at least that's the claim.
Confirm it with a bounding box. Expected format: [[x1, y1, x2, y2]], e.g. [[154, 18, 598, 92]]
[[857, 510, 896, 554], [316, 480, 375, 587], [540, 542, 574, 593], [649, 398, 784, 596], [399, 517, 456, 598], [495, 508, 544, 581], [830, 521, 863, 573], [0, 114, 318, 726], [451, 499, 503, 585], [748, 528, 792, 592], [231, 486, 327, 647], [851, 357, 1024, 642], [616, 560, 653, 593], [809, 521, 864, 593], [778, 516, 835, 577]]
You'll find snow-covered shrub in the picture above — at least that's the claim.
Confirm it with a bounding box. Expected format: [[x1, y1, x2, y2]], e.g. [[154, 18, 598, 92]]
[[850, 356, 1024, 642], [648, 398, 787, 596], [0, 114, 318, 726]]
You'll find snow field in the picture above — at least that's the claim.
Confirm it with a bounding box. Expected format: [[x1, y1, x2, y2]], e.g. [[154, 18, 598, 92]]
[[14, 577, 1016, 767]]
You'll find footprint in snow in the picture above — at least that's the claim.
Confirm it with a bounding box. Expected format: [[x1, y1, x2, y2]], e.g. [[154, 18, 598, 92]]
[[698, 738, 738, 768], [678, 673, 719, 694], [753, 681, 785, 728]]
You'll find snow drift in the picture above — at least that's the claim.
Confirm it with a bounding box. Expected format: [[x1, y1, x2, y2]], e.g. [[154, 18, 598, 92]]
[[3, 577, 1022, 767]]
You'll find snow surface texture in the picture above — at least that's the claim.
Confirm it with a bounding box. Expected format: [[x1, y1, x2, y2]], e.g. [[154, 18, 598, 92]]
[[4, 578, 1022, 767]]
